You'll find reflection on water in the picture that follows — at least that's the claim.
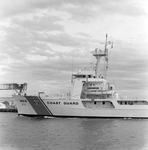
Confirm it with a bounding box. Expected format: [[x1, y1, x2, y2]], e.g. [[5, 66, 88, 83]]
[[79, 119, 115, 149], [79, 119, 148, 150], [0, 113, 148, 150]]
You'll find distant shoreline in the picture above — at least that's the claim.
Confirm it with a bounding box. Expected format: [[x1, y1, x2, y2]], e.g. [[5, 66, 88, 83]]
[[0, 109, 17, 112]]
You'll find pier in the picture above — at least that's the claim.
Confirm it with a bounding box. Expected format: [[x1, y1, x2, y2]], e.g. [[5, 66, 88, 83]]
[[0, 108, 17, 112]]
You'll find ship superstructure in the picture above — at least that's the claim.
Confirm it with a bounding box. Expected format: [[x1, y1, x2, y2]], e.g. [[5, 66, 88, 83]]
[[13, 35, 148, 118]]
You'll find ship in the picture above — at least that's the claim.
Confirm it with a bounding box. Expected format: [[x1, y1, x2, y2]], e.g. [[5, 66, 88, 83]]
[[13, 35, 148, 118]]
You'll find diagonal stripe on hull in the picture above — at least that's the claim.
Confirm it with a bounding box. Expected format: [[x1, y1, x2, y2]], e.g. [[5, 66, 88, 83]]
[[25, 96, 52, 116], [38, 96, 53, 116]]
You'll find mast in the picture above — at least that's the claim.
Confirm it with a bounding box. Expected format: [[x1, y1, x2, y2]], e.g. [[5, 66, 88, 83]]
[[104, 34, 108, 79], [92, 34, 112, 79]]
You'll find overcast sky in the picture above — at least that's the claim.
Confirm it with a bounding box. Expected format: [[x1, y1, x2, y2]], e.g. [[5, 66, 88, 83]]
[[0, 0, 148, 98]]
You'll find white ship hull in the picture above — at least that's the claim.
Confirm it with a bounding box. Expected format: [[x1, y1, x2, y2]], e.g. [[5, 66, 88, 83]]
[[13, 95, 148, 118]]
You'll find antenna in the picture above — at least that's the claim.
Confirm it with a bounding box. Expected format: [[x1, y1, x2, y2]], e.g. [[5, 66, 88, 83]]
[[104, 34, 113, 79], [104, 34, 109, 79]]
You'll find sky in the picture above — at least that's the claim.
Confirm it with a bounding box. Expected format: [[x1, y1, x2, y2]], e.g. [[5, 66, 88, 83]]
[[0, 0, 148, 98]]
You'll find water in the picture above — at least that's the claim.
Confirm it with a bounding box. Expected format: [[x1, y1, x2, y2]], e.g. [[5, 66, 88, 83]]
[[0, 113, 148, 150]]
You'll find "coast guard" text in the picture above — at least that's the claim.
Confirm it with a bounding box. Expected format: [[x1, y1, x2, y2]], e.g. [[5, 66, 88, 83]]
[[47, 101, 79, 105]]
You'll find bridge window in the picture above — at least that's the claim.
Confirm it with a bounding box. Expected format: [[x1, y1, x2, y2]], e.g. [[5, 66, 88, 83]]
[[117, 101, 148, 105], [88, 75, 91, 78]]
